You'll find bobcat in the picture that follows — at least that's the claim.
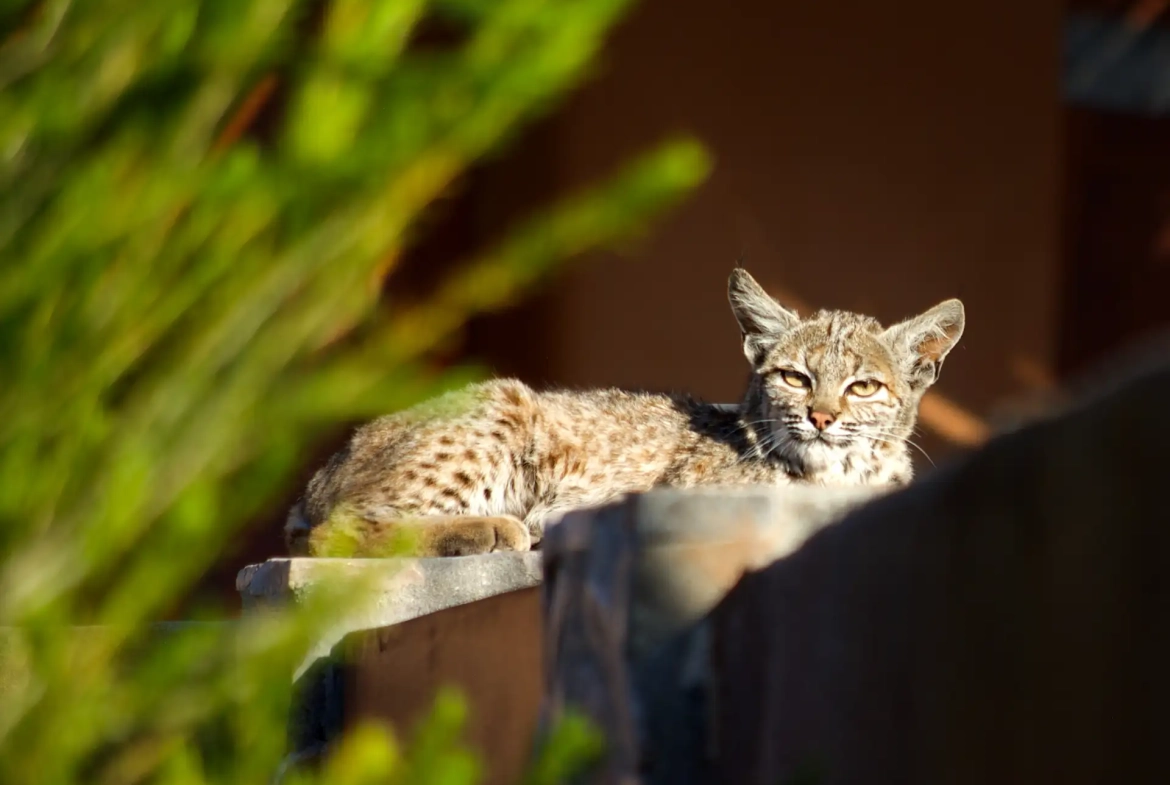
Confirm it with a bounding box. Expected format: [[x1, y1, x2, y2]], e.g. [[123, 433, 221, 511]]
[[285, 268, 965, 558]]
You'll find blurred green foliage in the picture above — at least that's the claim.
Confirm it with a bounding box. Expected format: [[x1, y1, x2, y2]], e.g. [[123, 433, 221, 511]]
[[0, 0, 708, 782]]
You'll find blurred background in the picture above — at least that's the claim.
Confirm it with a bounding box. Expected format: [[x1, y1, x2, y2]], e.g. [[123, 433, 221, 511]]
[[203, 0, 1170, 604], [4, 2, 1170, 782]]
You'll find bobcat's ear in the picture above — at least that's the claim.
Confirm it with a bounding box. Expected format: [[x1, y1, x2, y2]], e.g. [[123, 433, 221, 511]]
[[728, 268, 799, 365], [883, 299, 965, 389]]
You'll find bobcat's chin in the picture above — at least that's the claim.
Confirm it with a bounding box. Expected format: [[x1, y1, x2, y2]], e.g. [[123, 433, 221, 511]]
[[781, 422, 855, 449], [783, 432, 856, 469]]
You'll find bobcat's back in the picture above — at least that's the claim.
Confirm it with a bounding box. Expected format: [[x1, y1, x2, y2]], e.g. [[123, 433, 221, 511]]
[[287, 378, 785, 555]]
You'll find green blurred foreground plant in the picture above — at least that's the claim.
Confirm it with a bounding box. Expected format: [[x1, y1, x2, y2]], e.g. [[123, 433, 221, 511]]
[[0, 0, 709, 782]]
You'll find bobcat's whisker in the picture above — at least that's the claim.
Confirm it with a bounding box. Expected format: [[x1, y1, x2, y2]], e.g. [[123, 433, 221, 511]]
[[752, 429, 791, 460], [739, 418, 784, 429], [861, 431, 935, 467]]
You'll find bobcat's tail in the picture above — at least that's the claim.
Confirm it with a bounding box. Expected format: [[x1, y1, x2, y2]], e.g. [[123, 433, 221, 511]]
[[284, 500, 313, 555]]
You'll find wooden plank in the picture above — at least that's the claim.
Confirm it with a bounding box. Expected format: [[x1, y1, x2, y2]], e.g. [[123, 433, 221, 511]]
[[538, 486, 881, 785], [342, 588, 544, 785]]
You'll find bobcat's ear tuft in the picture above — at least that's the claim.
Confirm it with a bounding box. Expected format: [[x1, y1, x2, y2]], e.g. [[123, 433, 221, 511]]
[[883, 298, 965, 389], [728, 268, 799, 365]]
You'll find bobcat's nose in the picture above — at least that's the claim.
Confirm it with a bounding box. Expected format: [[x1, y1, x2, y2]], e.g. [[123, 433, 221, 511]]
[[808, 410, 835, 431]]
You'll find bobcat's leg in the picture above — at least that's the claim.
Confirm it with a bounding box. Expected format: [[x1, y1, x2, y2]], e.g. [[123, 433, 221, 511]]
[[306, 509, 531, 558]]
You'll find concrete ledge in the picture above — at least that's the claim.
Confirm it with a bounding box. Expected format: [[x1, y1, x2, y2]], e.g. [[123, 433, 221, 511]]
[[237, 553, 544, 675], [237, 553, 543, 616], [544, 484, 885, 662], [235, 552, 545, 779]]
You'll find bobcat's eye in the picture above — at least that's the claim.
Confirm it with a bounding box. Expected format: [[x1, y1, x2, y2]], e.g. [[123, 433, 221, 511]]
[[779, 370, 810, 389], [848, 379, 882, 397]]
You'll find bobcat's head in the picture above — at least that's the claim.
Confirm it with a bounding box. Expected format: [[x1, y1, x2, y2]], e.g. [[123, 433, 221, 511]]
[[728, 268, 964, 484]]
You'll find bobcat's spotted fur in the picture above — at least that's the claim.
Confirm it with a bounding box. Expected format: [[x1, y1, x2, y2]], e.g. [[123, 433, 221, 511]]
[[286, 268, 965, 557]]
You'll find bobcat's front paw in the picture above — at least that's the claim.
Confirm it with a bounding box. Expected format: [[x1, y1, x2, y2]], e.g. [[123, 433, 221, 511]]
[[429, 515, 530, 557], [487, 515, 531, 553]]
